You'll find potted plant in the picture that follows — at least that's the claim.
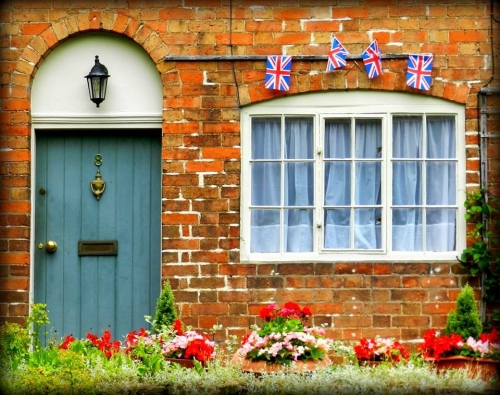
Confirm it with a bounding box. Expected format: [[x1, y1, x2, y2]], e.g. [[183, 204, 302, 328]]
[[153, 280, 178, 333], [125, 319, 216, 369], [230, 301, 333, 373], [419, 284, 500, 381], [353, 336, 409, 365]]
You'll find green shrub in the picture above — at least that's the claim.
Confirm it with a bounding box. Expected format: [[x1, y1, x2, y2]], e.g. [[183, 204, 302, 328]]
[[153, 280, 177, 332], [0, 322, 30, 370], [445, 284, 483, 340]]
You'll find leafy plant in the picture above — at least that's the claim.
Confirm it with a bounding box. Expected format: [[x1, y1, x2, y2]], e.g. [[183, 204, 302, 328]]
[[126, 319, 216, 365], [419, 327, 500, 361], [27, 303, 50, 351], [445, 284, 483, 340], [0, 322, 30, 370], [0, 303, 50, 371], [460, 189, 500, 328], [235, 302, 333, 365], [153, 280, 178, 333], [353, 336, 410, 363]]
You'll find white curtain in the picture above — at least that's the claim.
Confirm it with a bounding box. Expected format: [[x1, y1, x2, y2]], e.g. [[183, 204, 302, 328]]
[[392, 116, 456, 251], [250, 118, 313, 253], [250, 115, 456, 253], [425, 116, 456, 251], [324, 119, 382, 249], [392, 116, 424, 250]]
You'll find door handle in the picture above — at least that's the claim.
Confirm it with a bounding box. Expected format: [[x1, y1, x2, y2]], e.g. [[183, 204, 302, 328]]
[[37, 240, 58, 253]]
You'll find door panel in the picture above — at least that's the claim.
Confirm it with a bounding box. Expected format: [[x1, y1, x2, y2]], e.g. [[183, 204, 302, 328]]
[[35, 130, 161, 343]]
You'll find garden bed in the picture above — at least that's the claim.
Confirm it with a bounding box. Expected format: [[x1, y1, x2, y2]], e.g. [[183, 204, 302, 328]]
[[1, 301, 498, 394], [1, 351, 497, 395]]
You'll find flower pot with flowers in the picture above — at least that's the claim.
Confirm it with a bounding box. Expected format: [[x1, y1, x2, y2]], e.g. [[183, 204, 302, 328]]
[[231, 302, 334, 373], [353, 336, 410, 366], [126, 319, 216, 370], [419, 284, 500, 381]]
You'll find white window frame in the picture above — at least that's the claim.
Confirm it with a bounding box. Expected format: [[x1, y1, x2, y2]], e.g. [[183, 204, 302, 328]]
[[240, 91, 466, 262]]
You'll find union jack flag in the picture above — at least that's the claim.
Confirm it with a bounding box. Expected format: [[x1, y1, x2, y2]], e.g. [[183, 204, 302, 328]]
[[406, 54, 433, 90], [326, 36, 348, 71], [362, 40, 382, 79], [265, 55, 292, 91]]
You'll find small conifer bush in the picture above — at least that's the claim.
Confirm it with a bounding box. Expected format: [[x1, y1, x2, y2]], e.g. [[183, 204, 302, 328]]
[[153, 280, 177, 333], [445, 283, 483, 340]]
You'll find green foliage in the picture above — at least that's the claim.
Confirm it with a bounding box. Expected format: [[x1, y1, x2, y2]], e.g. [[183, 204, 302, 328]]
[[136, 352, 165, 377], [460, 189, 500, 328], [0, 303, 50, 371], [445, 284, 483, 340], [153, 280, 177, 333], [258, 317, 305, 337], [27, 303, 50, 351], [0, 322, 30, 370]]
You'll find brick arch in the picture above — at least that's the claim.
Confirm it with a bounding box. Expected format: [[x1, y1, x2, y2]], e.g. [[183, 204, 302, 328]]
[[15, 11, 169, 104], [240, 58, 471, 107]]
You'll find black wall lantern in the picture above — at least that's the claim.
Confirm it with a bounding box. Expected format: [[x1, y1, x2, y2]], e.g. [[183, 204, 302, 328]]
[[85, 55, 110, 108]]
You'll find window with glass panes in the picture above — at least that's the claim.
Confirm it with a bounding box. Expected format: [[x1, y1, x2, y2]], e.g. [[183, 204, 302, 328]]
[[241, 92, 465, 261]]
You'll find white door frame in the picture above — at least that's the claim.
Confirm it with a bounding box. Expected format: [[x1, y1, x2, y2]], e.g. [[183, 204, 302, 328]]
[[29, 116, 162, 305]]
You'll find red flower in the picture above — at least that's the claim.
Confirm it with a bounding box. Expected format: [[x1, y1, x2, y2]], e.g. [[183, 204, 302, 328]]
[[86, 330, 121, 359], [259, 304, 278, 321], [173, 319, 184, 335], [125, 328, 148, 354], [480, 328, 499, 343], [258, 302, 313, 325], [183, 337, 214, 363], [302, 306, 312, 317], [354, 337, 409, 362], [58, 334, 75, 350], [419, 329, 464, 361], [283, 301, 301, 313]]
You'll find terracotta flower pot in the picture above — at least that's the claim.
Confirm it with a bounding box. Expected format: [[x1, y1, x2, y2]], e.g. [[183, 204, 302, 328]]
[[230, 352, 331, 374], [426, 355, 500, 382]]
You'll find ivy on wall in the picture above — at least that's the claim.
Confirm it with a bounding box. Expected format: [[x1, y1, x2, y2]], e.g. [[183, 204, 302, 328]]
[[459, 189, 500, 329]]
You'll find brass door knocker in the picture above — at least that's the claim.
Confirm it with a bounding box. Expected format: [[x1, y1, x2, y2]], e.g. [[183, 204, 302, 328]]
[[90, 154, 106, 200]]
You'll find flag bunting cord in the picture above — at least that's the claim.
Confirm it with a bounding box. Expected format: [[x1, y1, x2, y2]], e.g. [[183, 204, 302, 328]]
[[163, 54, 409, 61]]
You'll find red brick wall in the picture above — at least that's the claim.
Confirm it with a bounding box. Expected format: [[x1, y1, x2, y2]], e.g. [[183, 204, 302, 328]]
[[1, 0, 498, 341]]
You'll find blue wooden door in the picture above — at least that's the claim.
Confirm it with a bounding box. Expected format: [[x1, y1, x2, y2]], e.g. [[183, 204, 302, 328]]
[[34, 130, 161, 343]]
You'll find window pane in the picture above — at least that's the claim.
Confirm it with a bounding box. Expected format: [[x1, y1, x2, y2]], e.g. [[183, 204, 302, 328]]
[[251, 162, 281, 206], [325, 119, 351, 159], [324, 209, 350, 249], [324, 162, 351, 205], [355, 162, 381, 205], [252, 118, 281, 159], [426, 209, 456, 251], [392, 116, 422, 158], [392, 161, 422, 205], [284, 209, 313, 252], [251, 209, 280, 252], [426, 162, 456, 205], [355, 119, 382, 159], [427, 116, 456, 159], [354, 208, 382, 249], [285, 118, 313, 159], [392, 208, 423, 251], [285, 163, 313, 206]]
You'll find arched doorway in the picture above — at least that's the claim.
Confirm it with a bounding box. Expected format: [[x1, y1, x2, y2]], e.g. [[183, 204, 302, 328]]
[[31, 32, 163, 342]]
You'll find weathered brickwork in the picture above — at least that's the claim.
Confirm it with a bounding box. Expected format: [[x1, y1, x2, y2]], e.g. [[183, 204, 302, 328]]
[[0, 0, 499, 341]]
